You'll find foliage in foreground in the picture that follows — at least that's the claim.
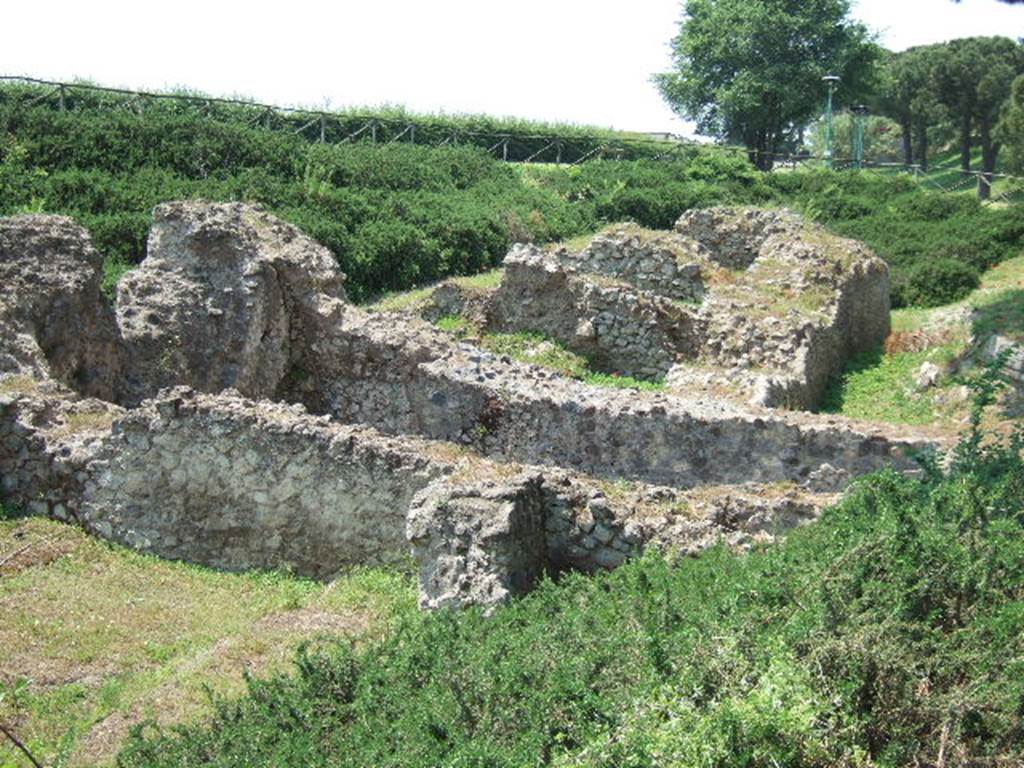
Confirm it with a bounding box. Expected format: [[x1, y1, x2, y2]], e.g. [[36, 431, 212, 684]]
[[0, 515, 414, 767], [119, 373, 1024, 767]]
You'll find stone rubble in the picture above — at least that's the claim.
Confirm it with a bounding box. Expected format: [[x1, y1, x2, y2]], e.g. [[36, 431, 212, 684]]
[[417, 208, 891, 410], [0, 203, 943, 611]]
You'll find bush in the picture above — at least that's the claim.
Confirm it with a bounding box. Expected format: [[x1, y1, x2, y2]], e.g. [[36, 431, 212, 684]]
[[118, 372, 1024, 768], [898, 257, 980, 308], [2, 88, 1020, 307]]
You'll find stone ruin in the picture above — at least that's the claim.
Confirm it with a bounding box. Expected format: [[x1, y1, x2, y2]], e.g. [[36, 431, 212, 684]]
[[423, 208, 892, 410], [0, 202, 941, 611]]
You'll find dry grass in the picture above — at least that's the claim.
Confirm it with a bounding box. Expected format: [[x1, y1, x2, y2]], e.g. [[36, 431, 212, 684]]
[[363, 284, 438, 313], [0, 516, 414, 767], [362, 269, 505, 313], [450, 268, 504, 292], [0, 374, 42, 396], [49, 409, 117, 438]]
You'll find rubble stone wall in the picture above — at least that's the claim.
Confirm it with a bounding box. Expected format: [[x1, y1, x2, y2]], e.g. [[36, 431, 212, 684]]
[[318, 318, 931, 492], [76, 389, 447, 578], [116, 202, 346, 406], [0, 216, 123, 400], [0, 387, 117, 519], [544, 230, 705, 302], [487, 247, 702, 378]]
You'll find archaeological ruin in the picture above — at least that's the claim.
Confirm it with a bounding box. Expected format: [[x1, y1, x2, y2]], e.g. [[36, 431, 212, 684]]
[[0, 202, 943, 610]]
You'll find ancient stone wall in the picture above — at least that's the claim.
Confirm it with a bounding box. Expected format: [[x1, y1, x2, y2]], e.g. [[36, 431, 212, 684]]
[[317, 316, 931, 492], [467, 208, 891, 411], [487, 246, 701, 378], [545, 227, 705, 302], [0, 203, 936, 612], [0, 216, 122, 400], [674, 207, 798, 268], [117, 202, 346, 406], [0, 383, 118, 519], [2, 381, 836, 611], [77, 389, 448, 578]]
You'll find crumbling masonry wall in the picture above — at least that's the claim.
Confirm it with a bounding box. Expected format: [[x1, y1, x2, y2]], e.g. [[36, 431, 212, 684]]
[[0, 203, 939, 611], [312, 314, 929, 493], [456, 210, 891, 410]]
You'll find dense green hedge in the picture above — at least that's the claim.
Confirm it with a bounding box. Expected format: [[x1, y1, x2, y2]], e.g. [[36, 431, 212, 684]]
[[0, 79, 671, 164], [118, 380, 1024, 767], [529, 164, 1024, 307], [0, 106, 593, 300], [2, 94, 1021, 306]]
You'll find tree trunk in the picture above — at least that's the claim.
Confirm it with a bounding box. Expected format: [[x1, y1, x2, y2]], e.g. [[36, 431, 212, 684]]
[[959, 113, 972, 175], [914, 122, 929, 173], [746, 130, 774, 172], [901, 117, 913, 168], [978, 121, 999, 201]]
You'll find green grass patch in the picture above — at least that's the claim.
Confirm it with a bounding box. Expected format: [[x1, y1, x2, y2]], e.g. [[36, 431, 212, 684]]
[[101, 255, 134, 300], [819, 346, 953, 425], [0, 518, 414, 767], [969, 255, 1024, 341], [431, 320, 667, 390], [479, 331, 592, 379], [581, 371, 666, 391], [450, 268, 504, 292]]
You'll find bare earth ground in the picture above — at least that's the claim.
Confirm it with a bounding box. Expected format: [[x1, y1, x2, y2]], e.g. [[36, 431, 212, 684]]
[[0, 516, 415, 767]]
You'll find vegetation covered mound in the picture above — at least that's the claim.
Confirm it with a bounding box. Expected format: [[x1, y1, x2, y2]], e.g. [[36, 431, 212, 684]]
[[1, 84, 1021, 306], [116, 372, 1024, 768]]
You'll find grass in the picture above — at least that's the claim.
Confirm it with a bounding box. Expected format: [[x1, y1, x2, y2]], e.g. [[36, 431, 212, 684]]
[[0, 516, 415, 767], [362, 284, 439, 313], [819, 344, 963, 426], [581, 371, 667, 391], [820, 253, 1024, 428], [450, 268, 504, 292], [362, 269, 505, 313], [0, 375, 41, 396], [101, 256, 134, 301], [870, 145, 1021, 202], [478, 331, 592, 379], [968, 256, 1024, 342], [432, 318, 667, 391]]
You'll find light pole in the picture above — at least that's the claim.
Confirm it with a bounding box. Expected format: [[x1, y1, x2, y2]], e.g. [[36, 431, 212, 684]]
[[852, 104, 868, 170], [822, 75, 840, 169]]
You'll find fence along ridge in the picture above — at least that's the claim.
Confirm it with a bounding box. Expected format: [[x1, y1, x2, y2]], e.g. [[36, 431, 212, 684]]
[[1, 74, 1022, 188]]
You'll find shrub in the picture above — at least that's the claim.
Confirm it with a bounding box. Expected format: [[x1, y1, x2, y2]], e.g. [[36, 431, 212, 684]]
[[2, 88, 1020, 308], [118, 371, 1024, 768], [900, 257, 980, 308]]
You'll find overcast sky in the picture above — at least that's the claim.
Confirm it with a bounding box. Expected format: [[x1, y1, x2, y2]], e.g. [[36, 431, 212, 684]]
[[1, 0, 1021, 134]]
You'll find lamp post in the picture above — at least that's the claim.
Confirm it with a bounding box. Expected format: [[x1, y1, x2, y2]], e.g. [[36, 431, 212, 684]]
[[822, 75, 840, 169], [852, 104, 868, 170]]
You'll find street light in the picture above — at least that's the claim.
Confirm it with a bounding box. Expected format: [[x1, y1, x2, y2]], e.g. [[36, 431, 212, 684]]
[[852, 104, 869, 170], [822, 75, 840, 169]]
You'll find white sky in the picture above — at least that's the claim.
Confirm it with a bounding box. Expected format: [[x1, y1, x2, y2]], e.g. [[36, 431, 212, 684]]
[[1, 0, 1021, 134]]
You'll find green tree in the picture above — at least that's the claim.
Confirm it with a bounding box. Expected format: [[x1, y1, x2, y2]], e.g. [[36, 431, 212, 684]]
[[972, 39, 1024, 197], [872, 47, 947, 170], [654, 0, 878, 170], [932, 37, 1024, 196], [997, 74, 1024, 174]]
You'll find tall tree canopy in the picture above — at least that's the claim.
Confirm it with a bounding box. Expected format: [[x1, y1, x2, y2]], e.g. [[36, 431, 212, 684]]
[[871, 47, 945, 169], [655, 0, 877, 170], [997, 75, 1024, 174], [928, 37, 1023, 196]]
